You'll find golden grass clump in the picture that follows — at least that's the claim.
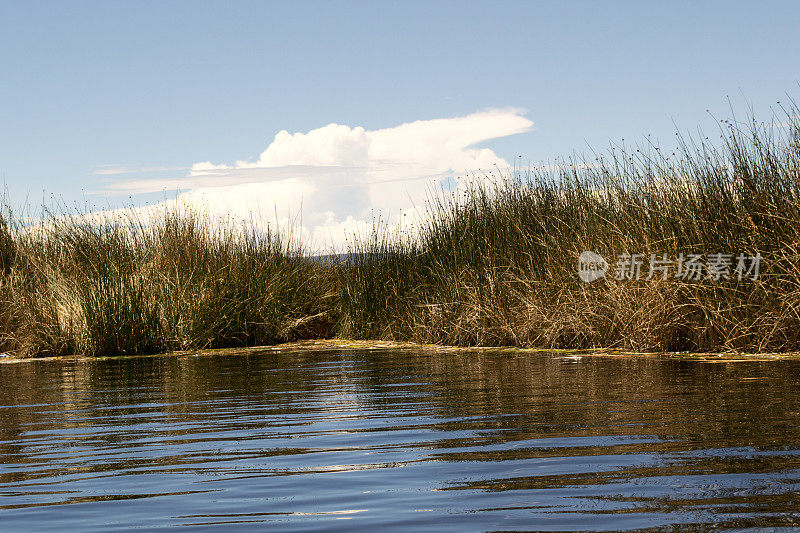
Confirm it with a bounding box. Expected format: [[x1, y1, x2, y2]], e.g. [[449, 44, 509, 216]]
[[0, 209, 335, 356], [339, 105, 800, 353], [2, 103, 800, 356]]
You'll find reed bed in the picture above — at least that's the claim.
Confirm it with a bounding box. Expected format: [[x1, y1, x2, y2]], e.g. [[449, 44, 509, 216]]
[[2, 105, 799, 356], [0, 209, 335, 356], [340, 106, 800, 352]]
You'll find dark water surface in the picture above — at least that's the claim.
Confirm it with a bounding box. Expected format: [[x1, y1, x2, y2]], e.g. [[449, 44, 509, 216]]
[[2, 349, 800, 531]]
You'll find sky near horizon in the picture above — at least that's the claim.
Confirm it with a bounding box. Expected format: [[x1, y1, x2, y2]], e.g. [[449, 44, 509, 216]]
[[1, 1, 798, 249]]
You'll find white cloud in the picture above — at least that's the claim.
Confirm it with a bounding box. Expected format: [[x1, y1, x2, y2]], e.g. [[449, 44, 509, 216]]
[[91, 164, 188, 175], [93, 108, 533, 252]]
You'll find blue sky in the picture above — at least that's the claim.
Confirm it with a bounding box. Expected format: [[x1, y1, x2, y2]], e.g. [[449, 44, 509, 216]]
[[1, 1, 797, 246]]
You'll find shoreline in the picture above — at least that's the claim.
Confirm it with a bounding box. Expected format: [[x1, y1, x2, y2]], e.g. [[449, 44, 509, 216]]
[[3, 338, 800, 364], [2, 107, 800, 357]]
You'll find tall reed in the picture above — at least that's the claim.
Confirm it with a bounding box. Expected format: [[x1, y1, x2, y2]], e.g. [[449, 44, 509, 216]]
[[340, 106, 800, 352], [2, 104, 799, 356], [1, 208, 335, 356]]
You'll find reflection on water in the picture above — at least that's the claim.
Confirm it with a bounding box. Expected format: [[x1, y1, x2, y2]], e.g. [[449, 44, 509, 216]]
[[2, 350, 800, 531]]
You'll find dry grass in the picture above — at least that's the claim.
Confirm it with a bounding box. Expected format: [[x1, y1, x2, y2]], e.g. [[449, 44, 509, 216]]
[[2, 104, 800, 356], [339, 105, 800, 353], [0, 209, 335, 356]]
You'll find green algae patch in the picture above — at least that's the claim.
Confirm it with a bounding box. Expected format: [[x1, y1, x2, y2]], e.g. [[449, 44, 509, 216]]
[[4, 339, 800, 365]]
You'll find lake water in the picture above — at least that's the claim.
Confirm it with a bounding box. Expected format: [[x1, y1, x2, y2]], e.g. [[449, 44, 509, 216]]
[[2, 348, 800, 531]]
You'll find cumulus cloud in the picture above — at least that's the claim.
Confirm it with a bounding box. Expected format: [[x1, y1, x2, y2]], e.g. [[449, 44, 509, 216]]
[[93, 108, 533, 252]]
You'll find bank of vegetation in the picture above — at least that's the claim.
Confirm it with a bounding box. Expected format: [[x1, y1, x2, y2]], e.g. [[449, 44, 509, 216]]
[[2, 105, 799, 356]]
